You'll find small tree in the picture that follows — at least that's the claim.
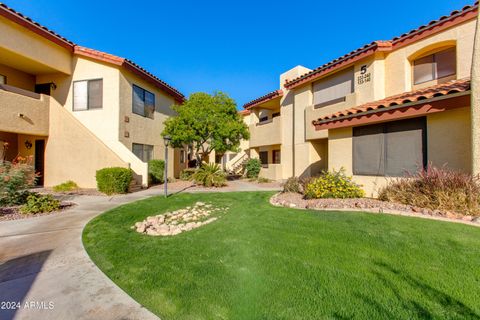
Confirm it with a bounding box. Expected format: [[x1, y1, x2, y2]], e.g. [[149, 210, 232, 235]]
[[162, 92, 249, 165]]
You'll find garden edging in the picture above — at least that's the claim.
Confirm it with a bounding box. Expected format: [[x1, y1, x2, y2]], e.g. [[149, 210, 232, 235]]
[[270, 193, 480, 227]]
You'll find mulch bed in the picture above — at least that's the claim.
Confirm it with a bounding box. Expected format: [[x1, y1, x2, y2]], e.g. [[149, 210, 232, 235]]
[[271, 192, 480, 226], [0, 202, 75, 222]]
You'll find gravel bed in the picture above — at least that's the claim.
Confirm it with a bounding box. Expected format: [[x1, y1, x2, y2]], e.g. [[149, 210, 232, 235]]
[[271, 192, 480, 225], [0, 202, 75, 222]]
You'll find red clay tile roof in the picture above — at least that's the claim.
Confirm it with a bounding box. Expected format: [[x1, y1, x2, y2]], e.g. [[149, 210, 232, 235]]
[[312, 78, 471, 126], [0, 3, 185, 102], [0, 2, 74, 50], [238, 109, 251, 116], [285, 2, 478, 89], [243, 90, 283, 109]]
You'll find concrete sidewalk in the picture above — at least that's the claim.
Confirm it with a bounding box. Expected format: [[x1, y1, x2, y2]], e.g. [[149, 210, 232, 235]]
[[0, 181, 281, 320]]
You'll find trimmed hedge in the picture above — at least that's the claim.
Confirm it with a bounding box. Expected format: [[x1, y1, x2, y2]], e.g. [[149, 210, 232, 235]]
[[96, 167, 133, 195], [148, 160, 165, 184]]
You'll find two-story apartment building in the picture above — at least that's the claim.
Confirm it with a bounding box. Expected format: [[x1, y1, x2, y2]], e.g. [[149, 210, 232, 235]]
[[0, 4, 186, 188], [244, 3, 478, 196]]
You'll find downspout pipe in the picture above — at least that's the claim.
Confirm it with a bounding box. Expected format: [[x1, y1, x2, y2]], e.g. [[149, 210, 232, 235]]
[[471, 10, 480, 175]]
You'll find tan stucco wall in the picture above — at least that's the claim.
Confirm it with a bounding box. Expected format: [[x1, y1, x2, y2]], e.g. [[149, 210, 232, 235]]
[[427, 107, 471, 172], [44, 100, 127, 188], [327, 109, 473, 197], [0, 63, 35, 90], [385, 19, 476, 96], [0, 16, 71, 75], [249, 116, 282, 148], [37, 56, 150, 185], [118, 68, 177, 178], [0, 131, 18, 161], [0, 89, 49, 135]]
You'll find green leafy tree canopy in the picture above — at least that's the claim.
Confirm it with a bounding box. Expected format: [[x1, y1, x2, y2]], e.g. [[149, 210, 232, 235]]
[[162, 92, 250, 164]]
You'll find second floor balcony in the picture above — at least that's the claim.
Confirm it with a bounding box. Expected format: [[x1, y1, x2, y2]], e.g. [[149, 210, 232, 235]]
[[249, 116, 282, 147], [0, 84, 50, 135]]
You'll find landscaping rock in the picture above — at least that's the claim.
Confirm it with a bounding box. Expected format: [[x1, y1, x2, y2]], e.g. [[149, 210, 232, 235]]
[[271, 192, 480, 225], [133, 202, 229, 237]]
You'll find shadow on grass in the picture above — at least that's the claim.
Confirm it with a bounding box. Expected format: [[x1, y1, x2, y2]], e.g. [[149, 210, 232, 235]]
[[356, 260, 480, 319]]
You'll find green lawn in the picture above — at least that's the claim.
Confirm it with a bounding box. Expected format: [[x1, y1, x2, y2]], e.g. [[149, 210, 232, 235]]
[[83, 192, 480, 320]]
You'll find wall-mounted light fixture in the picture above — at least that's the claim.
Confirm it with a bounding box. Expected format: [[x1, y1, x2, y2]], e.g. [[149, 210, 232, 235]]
[[24, 140, 32, 150]]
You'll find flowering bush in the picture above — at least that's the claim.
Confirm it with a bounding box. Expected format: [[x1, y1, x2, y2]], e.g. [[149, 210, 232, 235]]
[[0, 157, 37, 205], [378, 165, 480, 216], [304, 169, 365, 199]]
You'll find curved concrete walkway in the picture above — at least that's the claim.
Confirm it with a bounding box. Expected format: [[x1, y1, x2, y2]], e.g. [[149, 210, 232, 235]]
[[0, 181, 281, 320]]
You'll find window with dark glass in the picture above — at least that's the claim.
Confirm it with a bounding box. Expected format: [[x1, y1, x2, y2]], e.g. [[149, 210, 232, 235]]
[[259, 151, 268, 167], [132, 84, 155, 119], [413, 48, 456, 85], [272, 112, 280, 118], [353, 117, 426, 176], [73, 79, 103, 111], [272, 150, 281, 164], [259, 116, 269, 123], [132, 143, 153, 162]]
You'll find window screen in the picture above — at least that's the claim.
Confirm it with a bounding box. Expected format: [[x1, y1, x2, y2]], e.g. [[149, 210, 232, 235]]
[[132, 143, 154, 162], [313, 67, 354, 107], [353, 117, 426, 176], [73, 79, 103, 111], [0, 74, 6, 85], [413, 48, 456, 84]]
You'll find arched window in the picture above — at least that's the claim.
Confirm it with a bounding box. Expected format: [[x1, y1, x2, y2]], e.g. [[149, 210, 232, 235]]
[[412, 47, 456, 85]]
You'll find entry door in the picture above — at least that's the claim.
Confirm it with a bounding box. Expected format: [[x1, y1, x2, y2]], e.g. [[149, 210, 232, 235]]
[[34, 83, 52, 96], [35, 140, 45, 185]]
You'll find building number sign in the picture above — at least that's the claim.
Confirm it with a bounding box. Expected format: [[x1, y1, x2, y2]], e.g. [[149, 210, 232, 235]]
[[357, 65, 371, 85]]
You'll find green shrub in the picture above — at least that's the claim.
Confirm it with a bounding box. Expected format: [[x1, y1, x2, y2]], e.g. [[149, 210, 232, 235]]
[[20, 193, 60, 214], [378, 165, 480, 216], [245, 158, 261, 179], [180, 168, 196, 181], [193, 163, 226, 187], [96, 167, 133, 195], [53, 180, 79, 192], [148, 160, 165, 184], [304, 169, 365, 199], [283, 177, 302, 193], [0, 158, 37, 206]]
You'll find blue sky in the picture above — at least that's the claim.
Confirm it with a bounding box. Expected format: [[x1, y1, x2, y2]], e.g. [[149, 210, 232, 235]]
[[6, 0, 474, 107]]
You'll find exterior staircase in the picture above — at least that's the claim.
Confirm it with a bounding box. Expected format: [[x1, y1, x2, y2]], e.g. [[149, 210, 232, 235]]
[[228, 153, 249, 175], [129, 179, 143, 193]]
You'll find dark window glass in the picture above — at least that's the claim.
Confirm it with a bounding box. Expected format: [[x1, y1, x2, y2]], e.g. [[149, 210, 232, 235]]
[[132, 85, 155, 118], [259, 151, 268, 167], [259, 116, 268, 122], [353, 117, 426, 176], [413, 48, 456, 84], [272, 150, 281, 164], [272, 112, 280, 118]]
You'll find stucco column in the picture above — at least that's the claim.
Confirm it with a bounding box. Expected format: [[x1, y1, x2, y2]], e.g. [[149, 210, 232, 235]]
[[471, 11, 480, 175]]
